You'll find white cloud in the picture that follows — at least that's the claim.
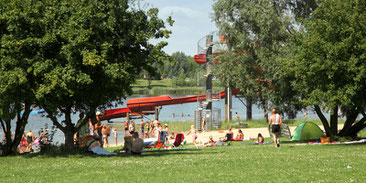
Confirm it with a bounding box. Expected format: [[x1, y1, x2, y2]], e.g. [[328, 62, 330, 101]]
[[142, 0, 218, 56]]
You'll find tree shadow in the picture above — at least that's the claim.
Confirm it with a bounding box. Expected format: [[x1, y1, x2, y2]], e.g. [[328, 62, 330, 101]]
[[20, 146, 215, 159]]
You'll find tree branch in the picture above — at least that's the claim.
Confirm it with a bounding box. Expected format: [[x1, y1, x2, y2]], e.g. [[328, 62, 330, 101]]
[[339, 107, 359, 136], [43, 105, 65, 132], [0, 119, 6, 134], [314, 105, 332, 136], [235, 95, 247, 107]]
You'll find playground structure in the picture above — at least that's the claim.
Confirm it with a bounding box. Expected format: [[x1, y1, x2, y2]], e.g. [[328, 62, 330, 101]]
[[193, 32, 234, 130], [100, 31, 235, 130], [100, 89, 239, 121]]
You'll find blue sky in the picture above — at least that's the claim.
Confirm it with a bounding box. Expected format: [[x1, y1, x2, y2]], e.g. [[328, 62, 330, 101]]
[[142, 0, 217, 56]]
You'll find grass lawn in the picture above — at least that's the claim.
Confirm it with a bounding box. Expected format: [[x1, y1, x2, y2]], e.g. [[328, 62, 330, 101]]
[[1, 140, 365, 182]]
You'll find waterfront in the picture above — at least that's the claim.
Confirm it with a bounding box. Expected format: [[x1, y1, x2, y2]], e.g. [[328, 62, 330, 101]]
[[4, 95, 319, 144]]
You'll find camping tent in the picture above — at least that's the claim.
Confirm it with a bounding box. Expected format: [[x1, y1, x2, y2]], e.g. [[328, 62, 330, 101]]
[[291, 122, 323, 141]]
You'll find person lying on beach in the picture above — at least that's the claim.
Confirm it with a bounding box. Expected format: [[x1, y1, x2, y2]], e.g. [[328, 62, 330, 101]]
[[257, 133, 264, 144], [169, 132, 175, 140], [85, 135, 116, 155]]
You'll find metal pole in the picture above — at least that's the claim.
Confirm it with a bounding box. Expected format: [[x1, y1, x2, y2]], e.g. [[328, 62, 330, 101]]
[[155, 107, 159, 120], [206, 35, 213, 130]]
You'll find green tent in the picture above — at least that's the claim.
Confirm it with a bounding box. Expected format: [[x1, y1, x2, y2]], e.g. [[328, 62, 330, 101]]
[[291, 122, 323, 141]]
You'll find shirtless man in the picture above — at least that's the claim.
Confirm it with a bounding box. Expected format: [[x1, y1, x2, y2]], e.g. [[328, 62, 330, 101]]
[[139, 120, 144, 138], [123, 121, 129, 135], [268, 109, 282, 147], [101, 124, 110, 147]]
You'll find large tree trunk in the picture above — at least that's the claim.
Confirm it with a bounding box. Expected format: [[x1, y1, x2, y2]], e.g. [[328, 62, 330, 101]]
[[63, 127, 75, 149], [314, 105, 332, 136], [339, 107, 359, 136], [330, 106, 338, 135], [287, 110, 297, 119], [1, 102, 31, 155], [43, 106, 76, 149], [263, 100, 268, 123], [61, 107, 76, 149], [246, 97, 252, 120], [346, 115, 366, 137]]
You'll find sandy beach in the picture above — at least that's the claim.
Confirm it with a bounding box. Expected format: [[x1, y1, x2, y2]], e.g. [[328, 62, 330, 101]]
[[105, 124, 344, 147]]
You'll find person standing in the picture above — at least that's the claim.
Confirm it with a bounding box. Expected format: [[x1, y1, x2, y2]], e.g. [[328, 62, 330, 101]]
[[144, 121, 150, 138], [88, 119, 94, 136], [268, 109, 282, 147], [94, 111, 104, 147], [235, 112, 239, 120], [201, 117, 206, 132], [112, 128, 118, 146], [304, 109, 308, 120], [26, 130, 35, 152], [187, 125, 199, 145], [129, 121, 135, 135], [123, 121, 129, 135], [139, 120, 144, 138], [101, 124, 110, 147]]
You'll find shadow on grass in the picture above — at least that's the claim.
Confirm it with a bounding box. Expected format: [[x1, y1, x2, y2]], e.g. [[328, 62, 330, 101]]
[[19, 146, 215, 159]]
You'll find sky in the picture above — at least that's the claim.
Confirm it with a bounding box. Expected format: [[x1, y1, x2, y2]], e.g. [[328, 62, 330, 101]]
[[142, 0, 217, 56]]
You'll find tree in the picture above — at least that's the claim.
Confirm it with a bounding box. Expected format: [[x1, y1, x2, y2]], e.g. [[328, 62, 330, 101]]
[[291, 0, 366, 137], [0, 0, 173, 149], [0, 0, 43, 154], [212, 0, 298, 121]]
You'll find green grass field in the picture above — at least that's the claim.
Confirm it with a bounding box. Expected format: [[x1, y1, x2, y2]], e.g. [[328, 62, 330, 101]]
[[131, 79, 222, 95], [1, 140, 365, 182]]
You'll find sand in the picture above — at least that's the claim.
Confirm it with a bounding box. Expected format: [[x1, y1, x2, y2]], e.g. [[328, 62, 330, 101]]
[[105, 124, 344, 147]]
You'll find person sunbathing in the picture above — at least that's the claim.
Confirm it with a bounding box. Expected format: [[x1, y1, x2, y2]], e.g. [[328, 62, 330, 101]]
[[86, 135, 116, 155], [224, 128, 234, 141], [257, 133, 264, 144], [169, 132, 175, 140]]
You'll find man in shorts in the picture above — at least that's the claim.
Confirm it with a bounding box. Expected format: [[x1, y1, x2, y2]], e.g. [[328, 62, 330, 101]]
[[268, 109, 282, 147]]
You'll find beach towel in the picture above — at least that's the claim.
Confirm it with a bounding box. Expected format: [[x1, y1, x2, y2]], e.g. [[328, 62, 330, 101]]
[[90, 146, 117, 155]]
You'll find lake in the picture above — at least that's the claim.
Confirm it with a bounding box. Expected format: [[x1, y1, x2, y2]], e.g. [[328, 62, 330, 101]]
[[3, 95, 319, 144]]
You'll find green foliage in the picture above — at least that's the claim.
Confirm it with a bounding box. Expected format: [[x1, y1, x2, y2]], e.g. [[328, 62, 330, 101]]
[[292, 0, 366, 109], [212, 0, 302, 116], [290, 0, 366, 136], [0, 0, 172, 148]]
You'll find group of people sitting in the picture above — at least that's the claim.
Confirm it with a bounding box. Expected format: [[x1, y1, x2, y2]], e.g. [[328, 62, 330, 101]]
[[224, 128, 264, 144], [16, 129, 50, 153], [223, 128, 244, 141]]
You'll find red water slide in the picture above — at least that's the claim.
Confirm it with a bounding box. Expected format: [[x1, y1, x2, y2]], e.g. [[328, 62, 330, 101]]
[[100, 89, 239, 121]]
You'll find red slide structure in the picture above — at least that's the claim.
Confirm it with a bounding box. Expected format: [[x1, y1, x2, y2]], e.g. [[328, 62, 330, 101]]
[[100, 89, 239, 121]]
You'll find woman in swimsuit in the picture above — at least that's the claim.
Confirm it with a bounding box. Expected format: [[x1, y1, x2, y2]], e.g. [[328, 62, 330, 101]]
[[187, 125, 199, 145], [129, 121, 135, 135], [235, 129, 244, 140], [26, 130, 35, 152], [144, 122, 150, 138], [124, 121, 129, 135], [257, 133, 264, 144]]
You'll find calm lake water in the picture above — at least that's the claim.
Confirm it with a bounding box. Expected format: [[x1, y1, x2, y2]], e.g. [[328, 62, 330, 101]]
[[4, 95, 320, 144]]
